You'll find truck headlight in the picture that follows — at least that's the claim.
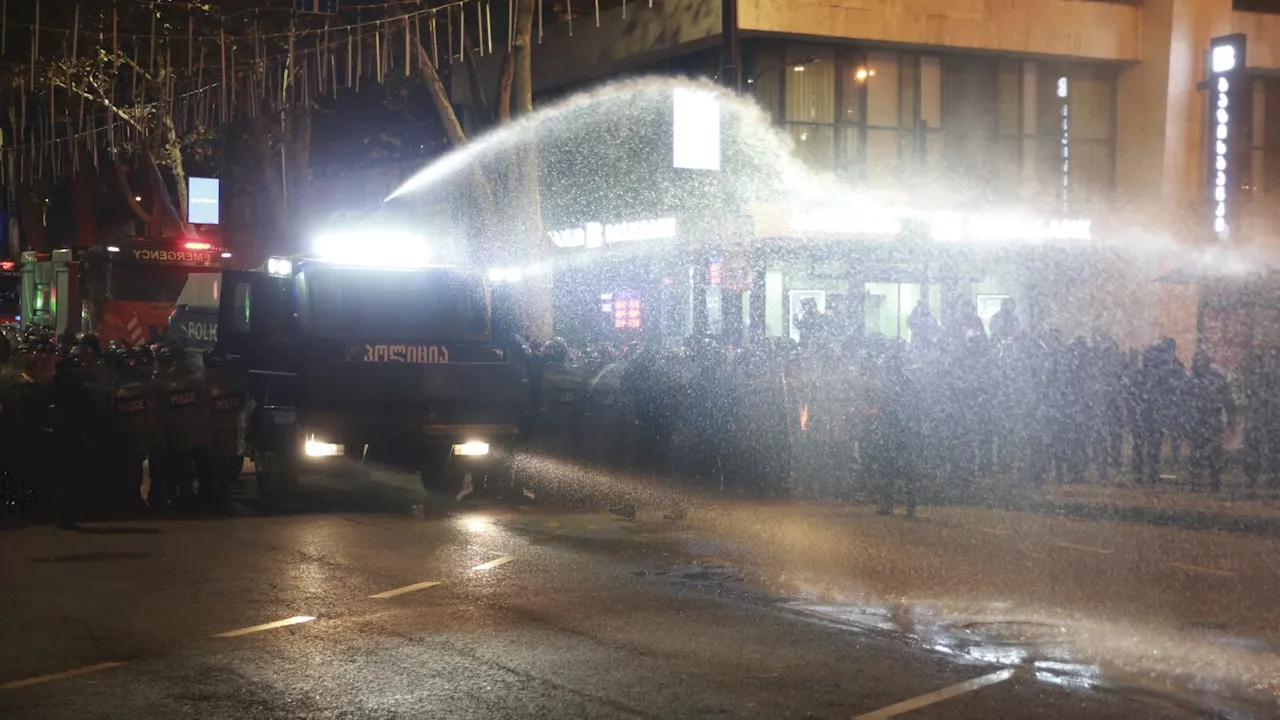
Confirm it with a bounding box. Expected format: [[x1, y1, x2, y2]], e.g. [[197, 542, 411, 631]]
[[452, 441, 490, 456], [304, 435, 343, 457]]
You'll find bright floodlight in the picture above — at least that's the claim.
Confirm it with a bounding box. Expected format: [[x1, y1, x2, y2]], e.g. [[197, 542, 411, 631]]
[[453, 441, 490, 456], [267, 257, 293, 277], [313, 229, 430, 268], [1212, 44, 1236, 73], [304, 436, 343, 457]]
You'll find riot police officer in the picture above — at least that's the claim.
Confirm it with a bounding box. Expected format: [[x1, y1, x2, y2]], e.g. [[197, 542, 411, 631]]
[[150, 342, 208, 513], [51, 356, 95, 527], [198, 347, 245, 511], [104, 346, 156, 515], [536, 338, 582, 456], [1186, 352, 1236, 492]]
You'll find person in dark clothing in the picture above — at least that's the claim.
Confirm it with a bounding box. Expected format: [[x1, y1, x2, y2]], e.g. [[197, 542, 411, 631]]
[[1186, 352, 1236, 492], [1048, 337, 1090, 483], [1242, 347, 1280, 489], [954, 302, 987, 342], [51, 357, 95, 528], [793, 298, 828, 351], [865, 350, 917, 517], [989, 298, 1020, 343], [906, 300, 938, 345], [1136, 338, 1186, 484], [1091, 333, 1125, 471]]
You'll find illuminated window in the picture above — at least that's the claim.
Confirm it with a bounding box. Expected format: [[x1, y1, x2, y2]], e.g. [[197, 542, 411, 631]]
[[612, 295, 643, 330]]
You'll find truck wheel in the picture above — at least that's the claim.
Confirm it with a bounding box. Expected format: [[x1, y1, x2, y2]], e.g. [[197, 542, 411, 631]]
[[419, 459, 465, 514], [258, 451, 297, 514]]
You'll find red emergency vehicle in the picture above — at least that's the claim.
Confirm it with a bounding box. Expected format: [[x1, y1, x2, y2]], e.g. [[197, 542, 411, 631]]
[[20, 239, 231, 344]]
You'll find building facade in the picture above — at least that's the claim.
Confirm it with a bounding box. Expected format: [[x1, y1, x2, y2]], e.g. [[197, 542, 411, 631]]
[[453, 0, 1280, 362]]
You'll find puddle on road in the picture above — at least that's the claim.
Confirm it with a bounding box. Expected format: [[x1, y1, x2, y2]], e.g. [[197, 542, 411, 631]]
[[32, 551, 151, 563], [785, 599, 1278, 717]]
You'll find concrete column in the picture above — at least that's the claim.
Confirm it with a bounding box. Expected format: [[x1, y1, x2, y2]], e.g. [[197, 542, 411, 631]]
[[1114, 0, 1233, 224]]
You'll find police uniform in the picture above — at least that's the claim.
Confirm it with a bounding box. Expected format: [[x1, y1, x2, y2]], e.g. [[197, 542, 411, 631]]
[[107, 351, 157, 513], [199, 352, 246, 510], [151, 345, 208, 512]]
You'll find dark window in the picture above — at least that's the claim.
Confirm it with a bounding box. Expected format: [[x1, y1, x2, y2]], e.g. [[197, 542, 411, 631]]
[[306, 268, 489, 341]]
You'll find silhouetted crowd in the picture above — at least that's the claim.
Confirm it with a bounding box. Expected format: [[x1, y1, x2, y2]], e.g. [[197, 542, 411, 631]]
[[522, 296, 1267, 514]]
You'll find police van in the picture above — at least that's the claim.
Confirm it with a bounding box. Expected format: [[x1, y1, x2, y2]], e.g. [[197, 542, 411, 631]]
[[216, 239, 525, 510], [169, 273, 221, 349]]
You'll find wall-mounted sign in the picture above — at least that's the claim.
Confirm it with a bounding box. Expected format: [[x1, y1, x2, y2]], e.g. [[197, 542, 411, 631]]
[[707, 258, 723, 285], [548, 217, 678, 249], [1207, 33, 1246, 241], [927, 213, 1092, 244], [673, 87, 721, 171], [1058, 76, 1070, 209], [791, 207, 903, 236], [188, 177, 220, 224]]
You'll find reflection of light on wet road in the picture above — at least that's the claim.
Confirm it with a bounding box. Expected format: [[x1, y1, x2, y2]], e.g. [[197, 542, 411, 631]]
[[854, 668, 1018, 719], [369, 581, 442, 599], [1169, 562, 1234, 578], [463, 516, 492, 533], [213, 616, 316, 638], [0, 662, 126, 691], [472, 555, 515, 571], [1054, 542, 1111, 555]]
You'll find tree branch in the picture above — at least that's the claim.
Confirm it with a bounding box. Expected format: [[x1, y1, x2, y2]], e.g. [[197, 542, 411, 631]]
[[54, 76, 145, 135], [113, 156, 153, 226]]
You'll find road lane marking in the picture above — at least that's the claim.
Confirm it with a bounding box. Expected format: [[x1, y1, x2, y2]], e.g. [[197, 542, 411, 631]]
[[853, 668, 1018, 719], [1054, 542, 1112, 555], [1169, 562, 1234, 578], [369, 581, 442, 599], [214, 616, 316, 638], [1, 662, 126, 691], [980, 528, 1013, 536], [472, 555, 515, 571]]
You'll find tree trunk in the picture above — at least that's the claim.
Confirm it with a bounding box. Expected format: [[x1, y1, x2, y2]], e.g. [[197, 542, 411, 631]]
[[250, 114, 287, 245], [410, 33, 499, 258], [16, 184, 47, 254], [463, 38, 496, 125], [512, 0, 551, 338], [159, 116, 190, 231], [71, 169, 98, 248], [142, 149, 182, 237], [495, 44, 515, 122], [114, 158, 153, 227], [286, 104, 312, 223]]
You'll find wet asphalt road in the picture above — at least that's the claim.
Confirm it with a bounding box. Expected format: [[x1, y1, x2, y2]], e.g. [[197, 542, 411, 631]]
[[0, 470, 1260, 719]]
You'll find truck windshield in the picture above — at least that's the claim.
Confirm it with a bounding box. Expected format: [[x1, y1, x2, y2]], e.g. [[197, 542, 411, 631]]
[[305, 266, 489, 341], [110, 264, 206, 303]]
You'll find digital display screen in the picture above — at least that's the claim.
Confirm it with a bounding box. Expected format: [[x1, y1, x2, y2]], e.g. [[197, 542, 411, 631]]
[[188, 177, 221, 224], [673, 87, 721, 171]]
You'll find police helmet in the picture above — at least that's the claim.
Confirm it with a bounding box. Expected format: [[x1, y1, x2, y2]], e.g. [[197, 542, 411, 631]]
[[156, 342, 185, 365], [76, 331, 102, 357], [68, 344, 93, 368], [133, 345, 155, 366], [543, 337, 569, 364], [202, 347, 227, 369]]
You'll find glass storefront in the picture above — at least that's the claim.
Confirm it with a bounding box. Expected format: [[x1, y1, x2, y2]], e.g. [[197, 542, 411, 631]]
[[746, 39, 1119, 209]]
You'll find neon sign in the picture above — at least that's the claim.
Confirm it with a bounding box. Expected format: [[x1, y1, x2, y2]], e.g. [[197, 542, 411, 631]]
[[1207, 34, 1246, 241], [548, 218, 678, 249], [1058, 76, 1070, 209]]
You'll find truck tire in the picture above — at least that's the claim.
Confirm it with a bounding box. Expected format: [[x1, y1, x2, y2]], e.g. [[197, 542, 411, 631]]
[[419, 458, 465, 514], [258, 450, 298, 514]]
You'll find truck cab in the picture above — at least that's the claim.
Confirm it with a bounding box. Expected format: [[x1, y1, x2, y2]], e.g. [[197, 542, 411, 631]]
[[19, 240, 229, 344], [217, 254, 525, 509]]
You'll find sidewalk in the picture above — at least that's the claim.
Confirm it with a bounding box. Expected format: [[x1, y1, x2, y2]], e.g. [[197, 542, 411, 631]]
[[977, 471, 1280, 535]]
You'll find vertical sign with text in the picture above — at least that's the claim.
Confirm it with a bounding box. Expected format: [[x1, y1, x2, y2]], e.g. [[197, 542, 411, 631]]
[[1207, 34, 1247, 241]]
